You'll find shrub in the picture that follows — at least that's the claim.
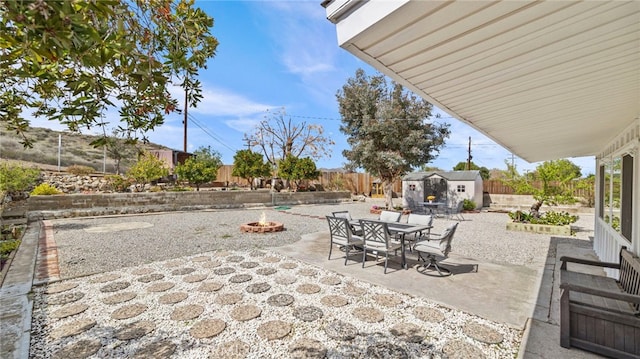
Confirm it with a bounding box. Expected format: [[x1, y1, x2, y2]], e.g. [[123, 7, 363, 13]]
[[0, 240, 21, 260], [462, 199, 476, 211], [31, 183, 62, 195], [104, 174, 132, 192], [67, 165, 94, 176], [509, 210, 578, 226], [0, 163, 40, 193]]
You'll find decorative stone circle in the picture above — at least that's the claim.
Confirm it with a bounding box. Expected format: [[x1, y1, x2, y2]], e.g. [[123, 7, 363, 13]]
[[279, 262, 298, 269], [289, 338, 327, 359], [231, 305, 262, 321], [262, 256, 281, 263], [256, 267, 277, 276], [239, 261, 260, 269], [50, 303, 89, 319], [267, 294, 295, 307], [100, 281, 131, 293], [257, 320, 292, 340], [164, 260, 185, 268], [115, 320, 155, 340], [213, 267, 236, 275], [389, 323, 425, 343], [50, 318, 96, 339], [48, 292, 85, 305], [215, 292, 243, 305], [373, 294, 403, 307], [111, 303, 147, 320], [201, 261, 222, 268], [293, 306, 324, 322], [191, 256, 211, 262], [320, 295, 349, 307], [275, 275, 297, 285], [170, 304, 204, 321], [226, 255, 245, 262], [442, 339, 486, 359], [46, 282, 78, 294], [229, 274, 252, 283], [297, 268, 318, 277], [183, 274, 208, 283], [212, 340, 250, 359], [131, 268, 155, 275], [137, 274, 164, 283], [296, 284, 321, 294], [320, 276, 342, 286], [171, 267, 196, 275], [353, 307, 384, 323], [146, 282, 175, 293], [89, 273, 121, 283], [414, 306, 445, 323], [158, 292, 188, 305], [248, 250, 266, 257], [343, 284, 367, 296], [133, 340, 176, 359], [365, 342, 408, 359], [463, 322, 504, 344], [197, 281, 224, 292], [246, 282, 271, 294], [51, 338, 101, 358], [190, 319, 226, 339], [325, 320, 358, 340], [102, 292, 137, 305]]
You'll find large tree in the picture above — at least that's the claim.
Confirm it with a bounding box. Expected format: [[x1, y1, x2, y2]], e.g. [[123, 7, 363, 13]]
[[278, 155, 320, 191], [245, 108, 334, 173], [0, 0, 218, 147], [174, 146, 222, 191], [231, 150, 272, 190], [337, 69, 450, 208], [453, 161, 490, 180]]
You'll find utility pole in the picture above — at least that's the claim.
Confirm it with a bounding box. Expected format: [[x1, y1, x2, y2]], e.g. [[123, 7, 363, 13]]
[[466, 136, 472, 170], [183, 89, 188, 152], [244, 136, 252, 151]]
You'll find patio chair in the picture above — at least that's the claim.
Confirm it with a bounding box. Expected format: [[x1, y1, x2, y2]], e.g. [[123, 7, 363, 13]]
[[413, 222, 459, 276], [444, 201, 465, 221], [359, 219, 402, 274], [332, 210, 362, 235], [379, 210, 401, 223], [326, 216, 363, 265], [404, 213, 433, 249]]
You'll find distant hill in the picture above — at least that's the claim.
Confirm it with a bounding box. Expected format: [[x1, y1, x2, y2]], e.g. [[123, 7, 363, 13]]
[[0, 126, 168, 173]]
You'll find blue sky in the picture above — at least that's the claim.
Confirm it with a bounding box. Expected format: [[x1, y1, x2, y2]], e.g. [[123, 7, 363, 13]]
[[30, 1, 595, 176]]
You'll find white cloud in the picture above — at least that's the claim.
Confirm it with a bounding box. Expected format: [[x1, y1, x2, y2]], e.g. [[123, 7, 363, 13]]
[[168, 84, 276, 117]]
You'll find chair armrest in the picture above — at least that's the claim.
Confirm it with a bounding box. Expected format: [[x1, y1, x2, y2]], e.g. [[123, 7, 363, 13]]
[[560, 282, 640, 306], [559, 256, 621, 270]]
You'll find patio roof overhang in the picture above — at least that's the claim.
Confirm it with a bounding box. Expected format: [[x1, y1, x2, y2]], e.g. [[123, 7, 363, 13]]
[[322, 0, 640, 163]]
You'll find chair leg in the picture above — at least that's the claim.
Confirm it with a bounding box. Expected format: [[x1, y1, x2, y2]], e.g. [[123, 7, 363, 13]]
[[328, 243, 333, 260], [362, 249, 366, 268], [344, 245, 349, 265], [384, 252, 388, 274]]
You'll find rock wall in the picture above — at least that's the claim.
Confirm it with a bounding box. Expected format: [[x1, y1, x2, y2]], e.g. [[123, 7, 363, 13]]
[[41, 173, 110, 193]]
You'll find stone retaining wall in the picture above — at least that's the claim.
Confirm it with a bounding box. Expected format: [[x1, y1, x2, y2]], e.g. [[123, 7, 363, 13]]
[[41, 173, 110, 193], [27, 191, 351, 220]]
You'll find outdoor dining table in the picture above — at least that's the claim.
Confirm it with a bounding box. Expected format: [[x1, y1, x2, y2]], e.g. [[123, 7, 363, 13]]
[[350, 219, 431, 270], [418, 201, 445, 216]]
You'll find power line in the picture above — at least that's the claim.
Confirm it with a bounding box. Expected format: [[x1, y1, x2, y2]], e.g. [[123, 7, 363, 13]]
[[187, 113, 238, 153]]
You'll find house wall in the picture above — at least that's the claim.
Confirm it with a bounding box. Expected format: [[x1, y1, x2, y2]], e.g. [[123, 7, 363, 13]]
[[594, 117, 639, 270]]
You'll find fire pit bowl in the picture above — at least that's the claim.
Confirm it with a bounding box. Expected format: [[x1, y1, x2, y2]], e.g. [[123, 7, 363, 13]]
[[240, 221, 285, 233]]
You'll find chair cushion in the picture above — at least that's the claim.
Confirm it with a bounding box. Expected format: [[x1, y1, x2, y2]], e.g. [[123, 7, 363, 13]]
[[413, 240, 445, 257]]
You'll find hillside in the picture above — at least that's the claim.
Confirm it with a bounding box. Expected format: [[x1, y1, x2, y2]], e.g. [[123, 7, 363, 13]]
[[0, 126, 168, 173]]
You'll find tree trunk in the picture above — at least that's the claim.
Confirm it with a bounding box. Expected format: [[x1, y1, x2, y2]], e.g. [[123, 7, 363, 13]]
[[383, 180, 394, 209], [530, 200, 543, 218]]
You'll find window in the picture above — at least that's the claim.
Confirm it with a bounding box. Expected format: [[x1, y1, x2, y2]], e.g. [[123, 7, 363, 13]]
[[599, 153, 634, 242], [456, 185, 465, 193]]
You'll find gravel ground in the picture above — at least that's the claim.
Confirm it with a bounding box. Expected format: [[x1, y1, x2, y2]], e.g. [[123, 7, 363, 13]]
[[50, 200, 594, 279]]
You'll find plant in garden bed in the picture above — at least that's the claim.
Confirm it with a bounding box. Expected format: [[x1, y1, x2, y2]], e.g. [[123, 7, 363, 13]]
[[509, 210, 578, 226], [31, 183, 62, 195], [1, 224, 25, 272]]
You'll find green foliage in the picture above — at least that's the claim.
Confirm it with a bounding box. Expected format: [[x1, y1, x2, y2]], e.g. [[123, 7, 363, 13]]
[[104, 134, 135, 175], [278, 155, 320, 190], [232, 150, 272, 190], [66, 165, 94, 176], [509, 210, 578, 226], [462, 199, 476, 211], [1, 0, 218, 147], [336, 68, 450, 207], [0, 163, 40, 194], [604, 215, 620, 231], [31, 183, 62, 196], [104, 174, 133, 192], [174, 146, 222, 191], [127, 152, 169, 188], [0, 240, 21, 260], [453, 161, 490, 180]]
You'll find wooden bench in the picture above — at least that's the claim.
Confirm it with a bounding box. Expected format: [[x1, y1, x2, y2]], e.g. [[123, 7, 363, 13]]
[[559, 247, 640, 358]]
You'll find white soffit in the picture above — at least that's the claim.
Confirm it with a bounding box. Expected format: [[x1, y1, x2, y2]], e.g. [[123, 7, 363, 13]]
[[325, 0, 640, 163]]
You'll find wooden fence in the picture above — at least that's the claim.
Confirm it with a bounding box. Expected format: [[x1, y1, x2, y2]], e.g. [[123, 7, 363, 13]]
[[214, 166, 593, 198]]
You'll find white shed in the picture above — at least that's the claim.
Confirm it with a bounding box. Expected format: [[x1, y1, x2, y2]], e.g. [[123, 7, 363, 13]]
[[402, 171, 483, 210]]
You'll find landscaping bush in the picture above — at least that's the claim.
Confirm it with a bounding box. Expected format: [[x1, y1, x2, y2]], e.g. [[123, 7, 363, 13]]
[[0, 163, 40, 194], [463, 199, 476, 211], [104, 174, 133, 192], [509, 210, 578, 226], [67, 164, 94, 176], [31, 183, 62, 195], [0, 239, 21, 260]]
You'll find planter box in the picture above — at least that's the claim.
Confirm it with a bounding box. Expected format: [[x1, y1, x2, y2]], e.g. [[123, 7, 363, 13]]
[[506, 222, 572, 235]]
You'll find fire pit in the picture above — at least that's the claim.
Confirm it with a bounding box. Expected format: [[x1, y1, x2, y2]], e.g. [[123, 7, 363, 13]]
[[240, 212, 285, 233]]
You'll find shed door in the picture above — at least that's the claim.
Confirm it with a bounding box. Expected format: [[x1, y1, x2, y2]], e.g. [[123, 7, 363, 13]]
[[424, 178, 448, 202]]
